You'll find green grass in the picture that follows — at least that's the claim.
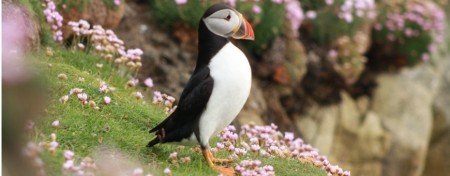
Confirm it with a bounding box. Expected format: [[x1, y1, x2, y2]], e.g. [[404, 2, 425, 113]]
[[30, 47, 327, 175]]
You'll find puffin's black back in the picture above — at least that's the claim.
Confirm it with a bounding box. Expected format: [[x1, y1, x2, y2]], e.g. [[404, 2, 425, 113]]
[[147, 4, 232, 147]]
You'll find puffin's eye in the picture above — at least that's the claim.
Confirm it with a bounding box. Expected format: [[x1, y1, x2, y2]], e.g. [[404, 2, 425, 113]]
[[225, 14, 231, 21]]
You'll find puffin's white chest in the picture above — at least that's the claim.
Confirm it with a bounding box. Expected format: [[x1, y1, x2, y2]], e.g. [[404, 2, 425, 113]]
[[197, 42, 251, 146]]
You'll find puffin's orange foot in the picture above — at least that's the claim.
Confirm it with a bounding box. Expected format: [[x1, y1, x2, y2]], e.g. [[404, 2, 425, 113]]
[[211, 165, 235, 176], [203, 148, 235, 174]]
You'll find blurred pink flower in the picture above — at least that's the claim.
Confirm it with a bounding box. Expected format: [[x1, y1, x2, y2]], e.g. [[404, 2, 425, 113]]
[[77, 43, 85, 49], [224, 0, 236, 7], [77, 93, 88, 101], [305, 10, 317, 19], [133, 168, 143, 176], [421, 53, 430, 61], [134, 92, 144, 100], [272, 0, 283, 4], [285, 0, 304, 37], [104, 96, 111, 104], [52, 120, 60, 128], [252, 5, 262, 14], [327, 49, 338, 59], [114, 0, 121, 6], [63, 160, 74, 169], [64, 150, 75, 160], [325, 0, 334, 5], [175, 0, 187, 5], [144, 78, 154, 87], [60, 95, 69, 104], [163, 168, 172, 176], [169, 152, 177, 160]]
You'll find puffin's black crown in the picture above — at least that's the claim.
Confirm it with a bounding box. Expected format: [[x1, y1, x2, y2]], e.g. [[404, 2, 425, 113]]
[[202, 3, 233, 18]]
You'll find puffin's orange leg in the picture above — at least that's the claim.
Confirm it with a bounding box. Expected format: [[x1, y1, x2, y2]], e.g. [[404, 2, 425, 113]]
[[202, 148, 235, 176]]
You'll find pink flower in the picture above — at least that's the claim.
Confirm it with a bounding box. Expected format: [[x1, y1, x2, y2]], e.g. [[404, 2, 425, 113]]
[[77, 43, 85, 49], [114, 0, 121, 6], [305, 10, 317, 19], [63, 160, 74, 169], [133, 168, 143, 176], [175, 0, 187, 5], [52, 120, 60, 128], [127, 78, 139, 87], [284, 132, 294, 141], [328, 49, 338, 59], [421, 53, 430, 61], [99, 81, 109, 93], [77, 93, 88, 101], [169, 152, 178, 160], [103, 96, 111, 104], [49, 141, 59, 151], [163, 168, 172, 176], [216, 142, 225, 149], [224, 0, 236, 7], [153, 91, 163, 104], [60, 95, 69, 104], [285, 0, 304, 37], [252, 5, 262, 14], [272, 0, 283, 4], [325, 0, 334, 5], [144, 78, 154, 87], [64, 150, 74, 160], [134, 92, 144, 100]]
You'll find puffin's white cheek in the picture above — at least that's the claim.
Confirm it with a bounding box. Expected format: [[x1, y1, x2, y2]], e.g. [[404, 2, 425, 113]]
[[204, 18, 234, 37]]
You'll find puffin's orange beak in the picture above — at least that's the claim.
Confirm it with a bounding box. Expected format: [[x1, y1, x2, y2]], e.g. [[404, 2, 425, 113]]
[[231, 15, 254, 40]]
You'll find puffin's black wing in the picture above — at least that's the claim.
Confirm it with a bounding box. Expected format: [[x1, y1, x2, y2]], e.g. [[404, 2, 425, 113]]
[[147, 67, 213, 147]]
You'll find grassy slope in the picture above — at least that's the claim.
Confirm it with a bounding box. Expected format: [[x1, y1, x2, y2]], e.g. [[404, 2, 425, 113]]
[[32, 47, 326, 176]]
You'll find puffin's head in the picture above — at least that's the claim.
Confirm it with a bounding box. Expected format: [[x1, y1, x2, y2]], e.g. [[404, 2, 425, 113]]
[[202, 4, 254, 40]]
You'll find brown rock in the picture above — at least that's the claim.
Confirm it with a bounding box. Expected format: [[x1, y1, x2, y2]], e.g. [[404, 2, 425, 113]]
[[423, 40, 450, 176], [372, 65, 440, 176], [295, 92, 391, 175]]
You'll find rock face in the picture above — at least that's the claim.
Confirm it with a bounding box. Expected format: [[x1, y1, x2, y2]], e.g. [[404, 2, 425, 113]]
[[373, 66, 439, 176], [295, 61, 444, 176], [423, 41, 450, 176], [295, 92, 391, 176]]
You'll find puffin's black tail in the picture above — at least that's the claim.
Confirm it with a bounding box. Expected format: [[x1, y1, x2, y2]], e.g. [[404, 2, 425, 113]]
[[146, 137, 160, 148]]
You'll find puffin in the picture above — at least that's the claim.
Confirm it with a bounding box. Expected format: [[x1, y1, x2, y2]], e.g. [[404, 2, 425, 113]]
[[147, 3, 254, 174]]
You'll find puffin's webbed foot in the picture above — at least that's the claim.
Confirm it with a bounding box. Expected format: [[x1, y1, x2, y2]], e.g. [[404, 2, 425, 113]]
[[202, 148, 235, 176]]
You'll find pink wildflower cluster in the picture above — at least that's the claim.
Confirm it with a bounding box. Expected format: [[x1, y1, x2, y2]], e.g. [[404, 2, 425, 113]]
[[374, 2, 445, 61], [338, 0, 376, 23], [285, 0, 304, 37], [235, 159, 275, 176], [216, 124, 351, 176], [153, 91, 177, 114], [378, 2, 445, 42], [67, 20, 143, 73], [43, 0, 63, 42], [60, 79, 115, 109], [62, 150, 96, 175]]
